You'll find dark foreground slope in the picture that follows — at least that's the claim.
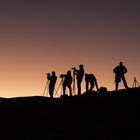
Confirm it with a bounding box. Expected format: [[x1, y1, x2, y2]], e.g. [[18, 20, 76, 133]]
[[0, 88, 140, 140]]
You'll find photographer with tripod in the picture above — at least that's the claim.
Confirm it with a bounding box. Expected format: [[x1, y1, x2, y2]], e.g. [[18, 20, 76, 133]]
[[47, 71, 57, 98], [60, 70, 72, 96], [72, 64, 84, 95]]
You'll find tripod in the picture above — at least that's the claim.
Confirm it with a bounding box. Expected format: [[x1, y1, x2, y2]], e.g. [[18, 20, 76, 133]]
[[43, 80, 50, 96], [55, 79, 63, 97], [132, 77, 140, 88], [72, 71, 76, 95]]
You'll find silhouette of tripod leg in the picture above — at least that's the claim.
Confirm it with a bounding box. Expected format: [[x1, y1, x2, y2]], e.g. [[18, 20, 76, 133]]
[[73, 71, 76, 95], [133, 78, 140, 88], [54, 88, 59, 97], [136, 81, 140, 87], [43, 80, 49, 96], [55, 80, 63, 96]]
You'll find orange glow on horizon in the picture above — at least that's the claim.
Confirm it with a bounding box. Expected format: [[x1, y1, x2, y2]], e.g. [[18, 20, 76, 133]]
[[0, 1, 139, 97]]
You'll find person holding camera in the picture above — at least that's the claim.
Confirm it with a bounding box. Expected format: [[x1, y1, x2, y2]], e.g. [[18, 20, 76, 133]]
[[60, 70, 72, 96], [72, 64, 84, 95], [47, 71, 57, 98], [85, 73, 98, 92]]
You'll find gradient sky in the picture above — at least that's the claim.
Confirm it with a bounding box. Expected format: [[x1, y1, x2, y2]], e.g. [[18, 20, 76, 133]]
[[0, 0, 140, 97]]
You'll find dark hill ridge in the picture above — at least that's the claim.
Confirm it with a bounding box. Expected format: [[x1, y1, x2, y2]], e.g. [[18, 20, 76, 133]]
[[0, 88, 140, 140]]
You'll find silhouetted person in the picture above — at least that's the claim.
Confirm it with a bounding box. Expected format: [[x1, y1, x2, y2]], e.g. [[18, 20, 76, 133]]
[[47, 71, 57, 98], [72, 64, 84, 95], [60, 70, 72, 96], [113, 62, 128, 90], [85, 73, 98, 92]]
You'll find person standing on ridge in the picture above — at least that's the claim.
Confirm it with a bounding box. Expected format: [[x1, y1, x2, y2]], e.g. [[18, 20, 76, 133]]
[[47, 71, 57, 98], [60, 70, 72, 96], [113, 62, 129, 90], [72, 64, 84, 95]]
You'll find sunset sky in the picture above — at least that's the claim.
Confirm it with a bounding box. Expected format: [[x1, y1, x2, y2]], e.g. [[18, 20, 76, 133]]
[[0, 0, 140, 97]]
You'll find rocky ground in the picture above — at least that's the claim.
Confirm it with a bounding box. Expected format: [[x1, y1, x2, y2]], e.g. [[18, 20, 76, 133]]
[[0, 87, 140, 140]]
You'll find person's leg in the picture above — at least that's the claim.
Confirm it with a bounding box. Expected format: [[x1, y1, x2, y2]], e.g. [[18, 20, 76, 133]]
[[49, 84, 55, 98], [115, 75, 119, 91], [77, 81, 81, 95], [49, 87, 52, 98], [122, 76, 128, 89], [63, 84, 66, 95], [68, 85, 72, 96], [90, 82, 94, 92], [85, 81, 89, 92]]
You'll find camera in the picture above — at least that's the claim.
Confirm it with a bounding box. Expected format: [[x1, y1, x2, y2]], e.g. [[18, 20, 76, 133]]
[[60, 74, 64, 78], [46, 73, 51, 79], [71, 67, 76, 70]]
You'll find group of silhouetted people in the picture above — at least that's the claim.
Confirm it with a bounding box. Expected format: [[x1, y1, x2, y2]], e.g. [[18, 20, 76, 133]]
[[46, 62, 129, 98]]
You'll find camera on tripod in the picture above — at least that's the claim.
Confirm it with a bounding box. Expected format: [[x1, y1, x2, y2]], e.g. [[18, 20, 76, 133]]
[[71, 67, 76, 70], [60, 74, 64, 78], [46, 73, 51, 79], [46, 73, 50, 76]]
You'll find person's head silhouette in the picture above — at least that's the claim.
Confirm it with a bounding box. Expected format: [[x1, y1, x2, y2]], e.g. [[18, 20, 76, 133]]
[[67, 70, 71, 75], [79, 64, 83, 69], [52, 71, 56, 76], [119, 62, 123, 66]]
